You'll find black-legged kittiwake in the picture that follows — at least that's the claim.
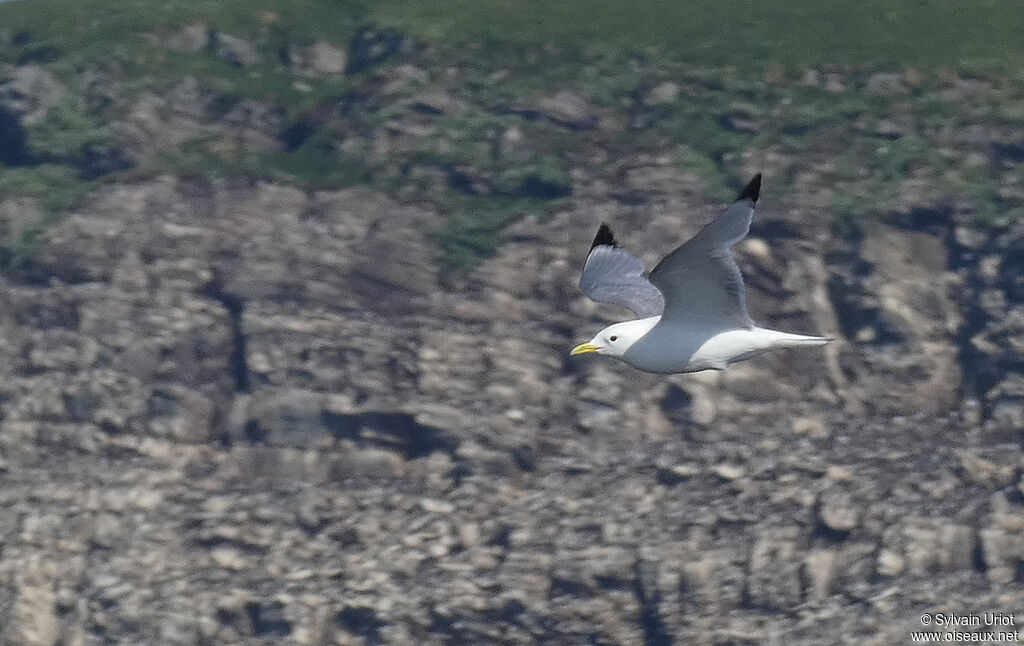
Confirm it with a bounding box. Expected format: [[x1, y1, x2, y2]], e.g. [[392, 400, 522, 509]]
[[571, 173, 830, 373]]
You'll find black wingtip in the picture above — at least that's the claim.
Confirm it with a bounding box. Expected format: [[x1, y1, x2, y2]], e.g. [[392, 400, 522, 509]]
[[737, 173, 762, 204], [591, 223, 617, 250]]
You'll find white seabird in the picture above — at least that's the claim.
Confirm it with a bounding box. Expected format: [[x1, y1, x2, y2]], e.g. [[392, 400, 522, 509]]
[[571, 173, 830, 373]]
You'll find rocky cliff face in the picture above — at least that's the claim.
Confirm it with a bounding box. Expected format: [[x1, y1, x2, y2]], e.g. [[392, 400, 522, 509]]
[[1, 22, 1023, 646]]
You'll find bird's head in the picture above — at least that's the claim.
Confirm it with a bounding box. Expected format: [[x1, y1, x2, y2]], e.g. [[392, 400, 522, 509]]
[[570, 319, 650, 359]]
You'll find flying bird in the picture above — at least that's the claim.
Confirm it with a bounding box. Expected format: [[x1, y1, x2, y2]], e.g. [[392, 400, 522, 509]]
[[571, 173, 830, 373]]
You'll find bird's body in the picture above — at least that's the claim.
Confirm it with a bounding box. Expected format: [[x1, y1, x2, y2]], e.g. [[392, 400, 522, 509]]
[[571, 174, 830, 373], [610, 316, 828, 373]]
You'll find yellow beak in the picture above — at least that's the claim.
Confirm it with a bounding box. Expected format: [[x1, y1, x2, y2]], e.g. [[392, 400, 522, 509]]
[[570, 342, 601, 356]]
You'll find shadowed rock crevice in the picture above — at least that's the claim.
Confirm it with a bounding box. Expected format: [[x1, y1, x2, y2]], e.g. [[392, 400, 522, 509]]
[[199, 273, 250, 393], [518, 173, 571, 199], [660, 384, 693, 425], [0, 106, 31, 166], [634, 560, 673, 646], [825, 260, 910, 348], [952, 258, 999, 413], [244, 600, 292, 638], [336, 606, 381, 645], [947, 217, 1010, 421], [321, 410, 458, 459], [346, 26, 404, 75], [280, 117, 318, 151]]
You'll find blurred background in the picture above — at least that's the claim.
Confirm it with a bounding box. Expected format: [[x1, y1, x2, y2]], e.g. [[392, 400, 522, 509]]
[[0, 1, 1022, 644]]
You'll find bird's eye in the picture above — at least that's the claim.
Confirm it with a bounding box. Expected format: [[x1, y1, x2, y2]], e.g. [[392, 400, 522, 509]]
[[610, 335, 618, 342]]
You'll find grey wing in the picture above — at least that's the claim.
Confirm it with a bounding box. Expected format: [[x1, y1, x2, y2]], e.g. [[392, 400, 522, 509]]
[[579, 224, 665, 318], [647, 174, 761, 329]]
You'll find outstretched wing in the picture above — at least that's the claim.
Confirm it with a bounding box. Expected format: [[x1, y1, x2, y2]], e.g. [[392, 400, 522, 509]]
[[579, 224, 665, 318], [647, 173, 761, 330]]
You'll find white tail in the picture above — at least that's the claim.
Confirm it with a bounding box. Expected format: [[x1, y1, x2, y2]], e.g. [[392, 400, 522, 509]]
[[769, 331, 833, 348]]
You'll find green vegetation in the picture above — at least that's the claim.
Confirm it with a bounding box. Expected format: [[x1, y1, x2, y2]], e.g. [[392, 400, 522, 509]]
[[435, 195, 566, 279], [159, 135, 374, 189], [673, 146, 735, 203], [25, 97, 109, 164], [0, 0, 368, 55], [0, 0, 1021, 272], [0, 165, 90, 270], [2, 0, 1022, 75], [0, 164, 87, 214], [369, 0, 1024, 76]]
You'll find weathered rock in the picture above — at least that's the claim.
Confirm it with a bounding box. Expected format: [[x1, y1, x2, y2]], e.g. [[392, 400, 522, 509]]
[[146, 385, 218, 443], [898, 519, 977, 575], [212, 32, 262, 68], [958, 449, 1020, 488], [9, 558, 60, 646], [818, 490, 859, 533], [158, 23, 211, 53], [0, 197, 44, 244], [681, 552, 746, 611], [535, 90, 599, 129], [803, 549, 839, 599], [290, 41, 348, 76], [408, 91, 469, 116], [0, 65, 64, 124], [829, 221, 962, 414], [747, 528, 803, 609], [865, 72, 908, 95], [823, 71, 846, 92], [347, 27, 404, 74], [643, 81, 680, 106]]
